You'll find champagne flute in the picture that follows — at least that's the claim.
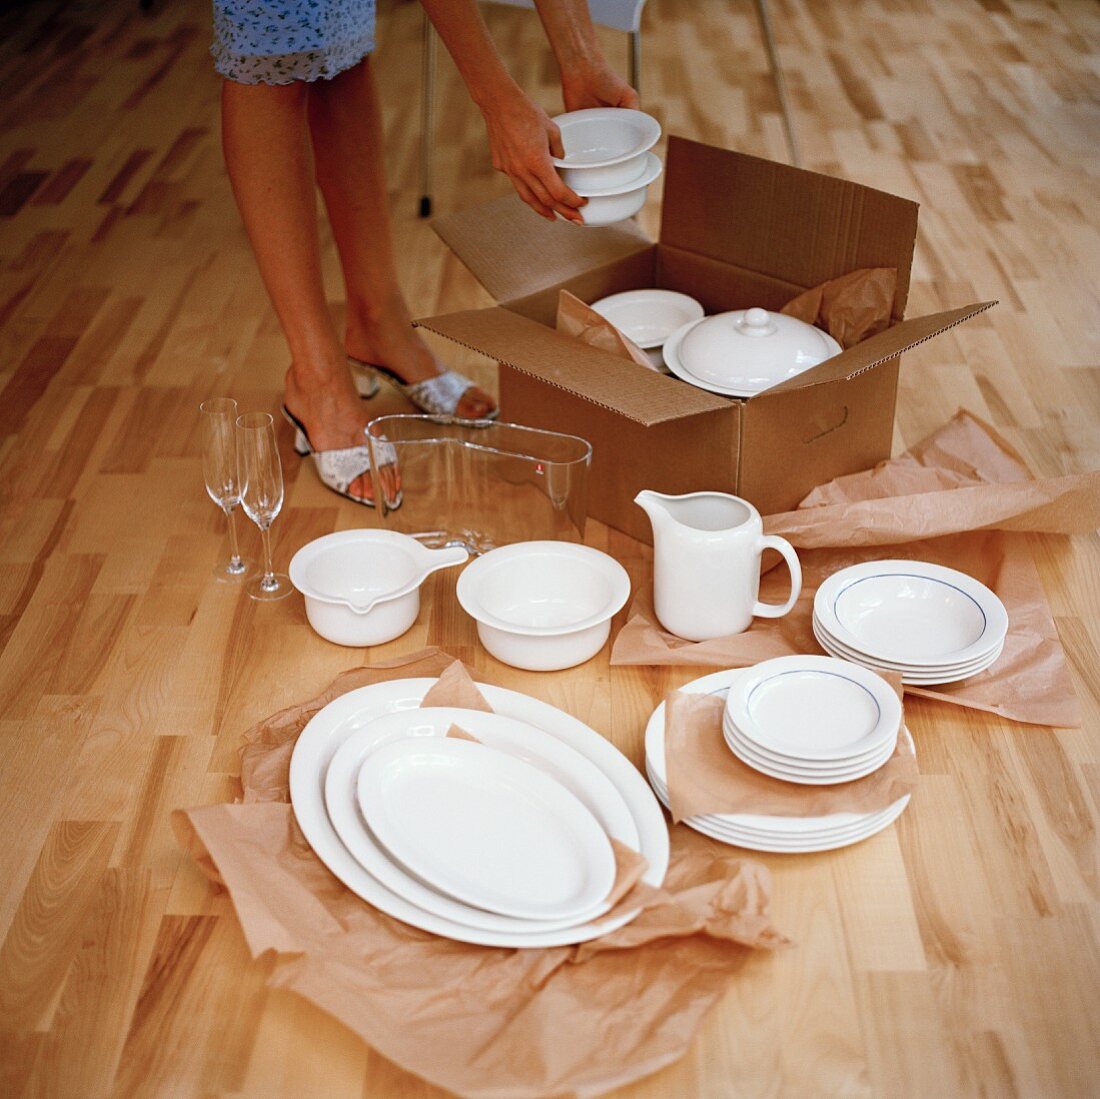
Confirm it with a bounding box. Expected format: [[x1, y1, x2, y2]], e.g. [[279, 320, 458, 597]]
[[235, 411, 291, 602], [200, 397, 253, 582]]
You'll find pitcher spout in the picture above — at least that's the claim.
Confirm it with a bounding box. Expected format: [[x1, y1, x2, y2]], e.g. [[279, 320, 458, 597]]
[[634, 490, 678, 536]]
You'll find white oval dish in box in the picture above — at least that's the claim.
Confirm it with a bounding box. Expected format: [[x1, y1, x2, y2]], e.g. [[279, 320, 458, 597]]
[[571, 152, 663, 227], [456, 541, 631, 671], [589, 289, 705, 357], [289, 529, 467, 646], [663, 307, 842, 396]]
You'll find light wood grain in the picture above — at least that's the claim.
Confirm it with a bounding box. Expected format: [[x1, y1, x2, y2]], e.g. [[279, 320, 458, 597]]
[[0, 0, 1098, 1096]]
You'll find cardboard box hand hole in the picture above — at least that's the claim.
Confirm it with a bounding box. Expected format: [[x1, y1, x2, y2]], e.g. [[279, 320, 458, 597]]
[[418, 137, 995, 543]]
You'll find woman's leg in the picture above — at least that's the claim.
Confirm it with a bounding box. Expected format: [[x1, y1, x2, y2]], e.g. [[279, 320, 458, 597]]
[[306, 56, 496, 419], [220, 78, 375, 500]]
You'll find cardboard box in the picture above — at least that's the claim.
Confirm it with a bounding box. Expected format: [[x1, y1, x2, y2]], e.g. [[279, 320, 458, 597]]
[[418, 137, 994, 543]]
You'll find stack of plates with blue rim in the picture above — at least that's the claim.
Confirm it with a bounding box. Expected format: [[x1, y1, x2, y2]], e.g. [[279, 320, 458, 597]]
[[721, 655, 902, 785], [813, 560, 1009, 686]]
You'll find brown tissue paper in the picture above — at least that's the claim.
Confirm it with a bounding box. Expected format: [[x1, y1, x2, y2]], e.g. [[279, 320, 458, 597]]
[[612, 411, 1099, 728], [664, 682, 918, 824], [779, 266, 898, 348], [556, 289, 660, 371], [174, 650, 788, 1099]]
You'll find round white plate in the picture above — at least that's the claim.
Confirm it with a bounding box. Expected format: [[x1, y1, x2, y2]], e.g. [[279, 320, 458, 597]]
[[722, 724, 895, 785], [644, 668, 915, 836], [721, 709, 896, 768], [646, 771, 910, 852], [812, 614, 1003, 674], [646, 763, 905, 841], [291, 678, 668, 948], [813, 622, 1002, 685], [358, 738, 616, 921], [815, 561, 1009, 666], [723, 655, 902, 762], [589, 289, 705, 349], [324, 707, 637, 933]]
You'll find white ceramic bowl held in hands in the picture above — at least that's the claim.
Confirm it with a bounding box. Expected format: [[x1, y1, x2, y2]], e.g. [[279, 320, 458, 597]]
[[456, 542, 631, 671], [663, 308, 843, 396], [551, 107, 661, 191], [570, 152, 663, 228], [290, 529, 467, 646]]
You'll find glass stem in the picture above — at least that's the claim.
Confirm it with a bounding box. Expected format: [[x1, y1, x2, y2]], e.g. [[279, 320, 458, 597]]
[[260, 524, 277, 591], [226, 506, 243, 567]]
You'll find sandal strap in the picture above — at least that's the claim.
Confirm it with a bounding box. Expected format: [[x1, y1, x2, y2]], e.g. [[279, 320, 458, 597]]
[[310, 436, 396, 497], [401, 370, 475, 416]]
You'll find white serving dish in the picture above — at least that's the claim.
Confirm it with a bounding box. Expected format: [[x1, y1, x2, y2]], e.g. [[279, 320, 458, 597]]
[[324, 706, 637, 934], [289, 529, 467, 647], [663, 308, 843, 397], [570, 153, 663, 228], [589, 289, 705, 356], [551, 107, 661, 190], [814, 560, 1009, 666], [358, 737, 616, 921], [456, 541, 631, 671], [289, 677, 669, 948]]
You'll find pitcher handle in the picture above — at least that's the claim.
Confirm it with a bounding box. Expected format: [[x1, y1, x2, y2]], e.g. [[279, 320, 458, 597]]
[[752, 535, 802, 619]]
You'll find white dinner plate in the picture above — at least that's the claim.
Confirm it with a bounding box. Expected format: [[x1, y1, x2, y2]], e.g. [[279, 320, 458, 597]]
[[812, 614, 1004, 674], [721, 709, 896, 768], [324, 707, 637, 933], [358, 738, 616, 921], [290, 678, 669, 948], [722, 724, 895, 785], [645, 668, 915, 837], [813, 622, 1002, 685], [646, 769, 910, 852], [723, 655, 902, 762], [645, 765, 905, 840], [815, 561, 1008, 667]]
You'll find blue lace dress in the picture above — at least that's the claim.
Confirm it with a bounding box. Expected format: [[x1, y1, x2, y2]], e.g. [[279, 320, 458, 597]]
[[213, 0, 377, 84]]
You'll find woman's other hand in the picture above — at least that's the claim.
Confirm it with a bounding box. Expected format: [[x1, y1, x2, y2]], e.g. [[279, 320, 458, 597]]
[[481, 92, 585, 223], [561, 62, 640, 112]]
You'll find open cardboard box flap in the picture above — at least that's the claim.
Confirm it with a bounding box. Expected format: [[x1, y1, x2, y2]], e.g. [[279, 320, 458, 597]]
[[416, 305, 730, 425], [769, 301, 999, 393], [432, 194, 652, 306], [660, 137, 920, 317]]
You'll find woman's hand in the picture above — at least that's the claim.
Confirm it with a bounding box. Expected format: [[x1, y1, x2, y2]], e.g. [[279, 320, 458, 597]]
[[561, 62, 640, 112], [481, 91, 585, 223]]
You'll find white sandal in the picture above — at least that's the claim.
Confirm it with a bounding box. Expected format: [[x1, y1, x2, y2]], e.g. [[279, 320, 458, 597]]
[[348, 356, 498, 420], [281, 406, 398, 508]]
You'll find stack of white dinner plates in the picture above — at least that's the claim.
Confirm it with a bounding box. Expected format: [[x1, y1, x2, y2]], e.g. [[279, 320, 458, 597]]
[[644, 668, 913, 853], [722, 655, 902, 785], [290, 679, 669, 949], [813, 560, 1009, 685]]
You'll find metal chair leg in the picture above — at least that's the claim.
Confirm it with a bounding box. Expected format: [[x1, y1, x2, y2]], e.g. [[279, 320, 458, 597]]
[[753, 0, 801, 167], [629, 31, 641, 98], [419, 8, 436, 218]]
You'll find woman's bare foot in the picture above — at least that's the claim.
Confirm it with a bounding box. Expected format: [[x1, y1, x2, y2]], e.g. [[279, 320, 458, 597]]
[[346, 303, 496, 419], [284, 359, 376, 502]]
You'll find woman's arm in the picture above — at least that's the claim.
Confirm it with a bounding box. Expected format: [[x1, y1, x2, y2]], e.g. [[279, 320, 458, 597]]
[[532, 0, 640, 112], [419, 0, 586, 222]]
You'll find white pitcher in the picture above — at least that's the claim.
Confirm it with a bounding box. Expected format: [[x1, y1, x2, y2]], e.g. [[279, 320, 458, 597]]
[[635, 490, 802, 641]]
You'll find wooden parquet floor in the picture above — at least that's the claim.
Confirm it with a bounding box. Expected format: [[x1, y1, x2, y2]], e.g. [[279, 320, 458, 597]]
[[0, 0, 1098, 1096]]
